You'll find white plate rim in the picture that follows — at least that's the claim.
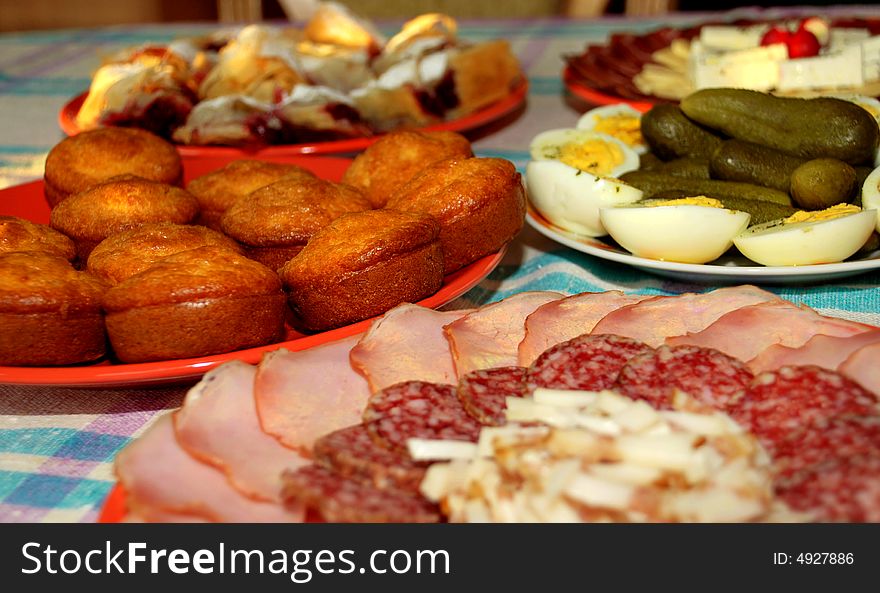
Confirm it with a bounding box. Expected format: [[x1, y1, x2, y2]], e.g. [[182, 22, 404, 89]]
[[526, 210, 880, 280]]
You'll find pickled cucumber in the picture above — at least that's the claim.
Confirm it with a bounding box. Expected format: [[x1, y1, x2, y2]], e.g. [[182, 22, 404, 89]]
[[789, 158, 858, 210], [710, 139, 804, 193], [681, 89, 880, 165], [620, 171, 792, 206], [640, 104, 723, 161]]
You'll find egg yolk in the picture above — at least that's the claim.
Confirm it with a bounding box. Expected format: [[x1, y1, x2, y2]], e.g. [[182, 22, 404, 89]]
[[649, 196, 724, 208], [783, 203, 861, 224], [592, 114, 643, 148], [559, 140, 625, 176]]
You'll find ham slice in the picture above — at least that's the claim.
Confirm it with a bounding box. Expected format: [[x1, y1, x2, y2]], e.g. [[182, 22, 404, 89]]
[[839, 342, 880, 398], [748, 330, 880, 374], [590, 285, 779, 348], [444, 291, 563, 377], [517, 291, 651, 366], [175, 361, 309, 503], [666, 301, 874, 363], [255, 336, 370, 454], [115, 414, 302, 523], [349, 304, 472, 393]]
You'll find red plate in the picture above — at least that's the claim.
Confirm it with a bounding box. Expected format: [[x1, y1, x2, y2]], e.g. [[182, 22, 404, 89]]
[[563, 16, 880, 111], [58, 80, 528, 157], [0, 155, 504, 387]]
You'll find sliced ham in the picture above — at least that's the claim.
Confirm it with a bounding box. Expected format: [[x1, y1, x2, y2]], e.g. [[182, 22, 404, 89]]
[[115, 414, 302, 523], [839, 342, 880, 398], [255, 336, 370, 454], [666, 301, 874, 363], [517, 290, 651, 366], [590, 285, 779, 348], [748, 330, 880, 374], [175, 361, 309, 503], [349, 304, 472, 393], [444, 291, 563, 378]]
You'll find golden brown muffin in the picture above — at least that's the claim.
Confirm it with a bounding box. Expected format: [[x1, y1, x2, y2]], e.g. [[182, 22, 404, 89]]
[[186, 160, 317, 230], [43, 127, 182, 207], [279, 209, 443, 332], [102, 245, 285, 363], [220, 176, 372, 270], [341, 130, 474, 208], [49, 176, 200, 262], [87, 222, 243, 285], [385, 157, 525, 274], [0, 215, 76, 260], [0, 251, 108, 366], [448, 40, 523, 118]]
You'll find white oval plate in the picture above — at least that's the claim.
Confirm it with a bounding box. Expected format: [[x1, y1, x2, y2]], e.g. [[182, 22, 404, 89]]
[[526, 207, 880, 285]]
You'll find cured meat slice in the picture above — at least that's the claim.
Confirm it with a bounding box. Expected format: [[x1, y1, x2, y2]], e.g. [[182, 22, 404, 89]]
[[363, 381, 482, 452], [839, 341, 880, 397], [728, 365, 880, 454], [175, 361, 308, 503], [282, 465, 440, 523], [444, 291, 563, 378], [115, 414, 303, 523], [590, 285, 778, 348], [771, 417, 880, 480], [526, 334, 652, 391], [517, 290, 651, 366], [748, 330, 880, 374], [614, 345, 753, 410], [255, 336, 370, 454], [665, 301, 873, 363], [313, 425, 427, 494], [777, 456, 880, 522], [349, 304, 471, 393], [457, 366, 529, 426]]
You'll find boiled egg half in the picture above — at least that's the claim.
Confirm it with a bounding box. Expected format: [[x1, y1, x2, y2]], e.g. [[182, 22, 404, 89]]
[[733, 204, 876, 266], [860, 165, 880, 232], [527, 160, 643, 237], [576, 104, 647, 154], [529, 129, 640, 179], [599, 197, 750, 264]]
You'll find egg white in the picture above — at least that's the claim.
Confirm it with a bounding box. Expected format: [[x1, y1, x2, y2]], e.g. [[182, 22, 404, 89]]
[[576, 104, 647, 154], [526, 160, 643, 237], [733, 210, 876, 266], [529, 129, 640, 179], [599, 204, 750, 264], [861, 165, 880, 233]]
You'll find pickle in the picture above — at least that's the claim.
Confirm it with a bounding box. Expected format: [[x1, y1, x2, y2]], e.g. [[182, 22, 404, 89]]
[[620, 171, 792, 206], [640, 104, 723, 160], [789, 158, 858, 210], [710, 139, 804, 193]]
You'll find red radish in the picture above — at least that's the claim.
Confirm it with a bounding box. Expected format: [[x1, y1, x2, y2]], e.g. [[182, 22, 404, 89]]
[[787, 28, 821, 58], [760, 26, 790, 47]]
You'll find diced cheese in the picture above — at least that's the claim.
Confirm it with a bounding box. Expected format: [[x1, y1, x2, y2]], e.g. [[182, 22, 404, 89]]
[[565, 473, 635, 510], [699, 25, 765, 51], [691, 43, 787, 91], [777, 45, 864, 91], [407, 438, 478, 460]]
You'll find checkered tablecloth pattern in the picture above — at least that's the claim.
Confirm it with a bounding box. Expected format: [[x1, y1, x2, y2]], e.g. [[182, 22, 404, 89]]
[[2, 7, 880, 523]]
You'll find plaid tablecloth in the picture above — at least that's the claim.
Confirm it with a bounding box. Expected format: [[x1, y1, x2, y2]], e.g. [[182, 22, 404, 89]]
[[2, 7, 880, 523]]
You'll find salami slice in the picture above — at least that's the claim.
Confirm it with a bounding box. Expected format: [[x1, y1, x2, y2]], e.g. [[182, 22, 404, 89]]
[[614, 345, 753, 411], [771, 417, 880, 480], [728, 365, 880, 451], [457, 366, 529, 426], [776, 455, 880, 522], [281, 465, 440, 523], [363, 381, 483, 452], [526, 334, 653, 392], [313, 425, 428, 494]]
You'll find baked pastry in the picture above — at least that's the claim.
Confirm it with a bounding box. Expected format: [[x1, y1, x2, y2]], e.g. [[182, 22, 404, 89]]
[[0, 215, 76, 260], [220, 176, 372, 270], [447, 40, 522, 118], [341, 130, 473, 208], [102, 245, 285, 363], [49, 176, 200, 261], [385, 157, 525, 274], [87, 222, 242, 285], [0, 251, 108, 366], [43, 127, 182, 207], [186, 160, 317, 229], [279, 209, 443, 332]]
